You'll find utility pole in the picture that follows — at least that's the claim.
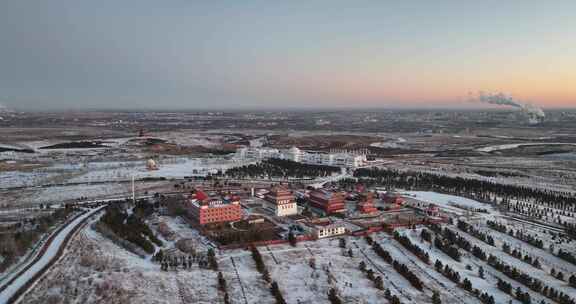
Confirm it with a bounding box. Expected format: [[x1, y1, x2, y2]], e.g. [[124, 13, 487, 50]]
[[132, 175, 136, 204]]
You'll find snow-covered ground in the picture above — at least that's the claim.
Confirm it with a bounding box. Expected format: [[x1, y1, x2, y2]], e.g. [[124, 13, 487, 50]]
[[477, 142, 576, 153], [0, 206, 105, 303], [12, 190, 576, 304], [400, 191, 494, 213], [449, 224, 576, 302], [19, 216, 219, 304]]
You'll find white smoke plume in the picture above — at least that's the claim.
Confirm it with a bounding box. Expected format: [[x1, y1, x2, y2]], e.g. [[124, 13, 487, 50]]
[[469, 91, 545, 124]]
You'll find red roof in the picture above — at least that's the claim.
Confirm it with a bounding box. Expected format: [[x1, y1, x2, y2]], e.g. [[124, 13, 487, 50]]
[[195, 190, 208, 201]]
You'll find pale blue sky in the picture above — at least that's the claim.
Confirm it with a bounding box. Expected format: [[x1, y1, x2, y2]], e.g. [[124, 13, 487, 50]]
[[1, 1, 575, 110]]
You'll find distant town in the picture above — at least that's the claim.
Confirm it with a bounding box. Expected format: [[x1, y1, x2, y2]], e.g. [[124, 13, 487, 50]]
[[1, 108, 576, 304]]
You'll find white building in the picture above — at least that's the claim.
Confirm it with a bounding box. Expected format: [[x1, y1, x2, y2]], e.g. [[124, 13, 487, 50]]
[[235, 147, 280, 160], [234, 146, 366, 168], [285, 146, 303, 162], [314, 224, 347, 239]]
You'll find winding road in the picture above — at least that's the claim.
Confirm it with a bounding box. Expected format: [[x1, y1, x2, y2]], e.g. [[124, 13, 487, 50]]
[[0, 205, 106, 304]]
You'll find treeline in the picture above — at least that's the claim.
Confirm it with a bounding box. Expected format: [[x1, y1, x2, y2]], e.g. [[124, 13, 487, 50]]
[[427, 225, 487, 261], [218, 272, 232, 304], [496, 280, 532, 304], [557, 249, 576, 266], [486, 220, 544, 249], [0, 206, 76, 271], [155, 250, 211, 271], [250, 246, 287, 304], [210, 228, 275, 246], [502, 243, 541, 269], [394, 232, 430, 264], [225, 158, 340, 179], [502, 200, 576, 227], [327, 288, 343, 304], [441, 221, 574, 304], [457, 220, 495, 246], [433, 259, 495, 304], [432, 229, 463, 262], [371, 240, 424, 290], [98, 204, 162, 254], [488, 254, 575, 304], [434, 259, 461, 284], [358, 261, 384, 290], [353, 168, 576, 208]]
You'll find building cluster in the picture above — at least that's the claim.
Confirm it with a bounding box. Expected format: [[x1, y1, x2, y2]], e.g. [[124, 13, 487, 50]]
[[234, 146, 366, 168], [356, 192, 378, 214], [178, 182, 446, 249]]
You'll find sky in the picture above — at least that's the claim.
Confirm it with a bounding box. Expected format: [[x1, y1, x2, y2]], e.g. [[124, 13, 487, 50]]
[[0, 1, 575, 110]]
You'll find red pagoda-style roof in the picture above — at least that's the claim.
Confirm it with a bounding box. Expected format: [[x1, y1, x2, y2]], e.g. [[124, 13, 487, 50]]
[[194, 190, 208, 201]]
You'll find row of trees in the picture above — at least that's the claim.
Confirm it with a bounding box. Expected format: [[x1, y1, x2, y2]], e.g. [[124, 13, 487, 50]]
[[395, 230, 497, 304], [488, 254, 575, 304], [570, 275, 576, 288], [550, 268, 568, 282], [502, 242, 541, 269], [210, 228, 274, 246], [156, 253, 209, 271], [501, 200, 576, 226], [0, 205, 76, 271], [218, 272, 232, 304], [429, 225, 489, 261], [358, 261, 384, 290], [225, 158, 340, 179], [497, 279, 532, 304], [99, 204, 162, 254], [371, 240, 424, 290], [441, 221, 573, 303], [353, 168, 576, 210], [394, 232, 430, 264], [250, 246, 287, 304], [433, 233, 462, 262], [434, 259, 461, 284], [327, 288, 343, 304], [557, 249, 576, 266], [457, 220, 495, 246], [429, 225, 468, 255], [433, 259, 495, 304], [486, 220, 544, 249]]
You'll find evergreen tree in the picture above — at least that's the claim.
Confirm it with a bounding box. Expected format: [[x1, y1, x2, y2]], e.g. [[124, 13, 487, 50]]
[[288, 231, 297, 247], [432, 290, 442, 304]]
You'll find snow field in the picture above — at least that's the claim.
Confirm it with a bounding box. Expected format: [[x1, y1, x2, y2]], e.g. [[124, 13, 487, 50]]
[[475, 220, 576, 276], [19, 217, 219, 304], [399, 228, 521, 304], [0, 207, 105, 303], [449, 224, 575, 302]]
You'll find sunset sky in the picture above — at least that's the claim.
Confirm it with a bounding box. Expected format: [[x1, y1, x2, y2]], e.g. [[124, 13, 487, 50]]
[[1, 1, 575, 110]]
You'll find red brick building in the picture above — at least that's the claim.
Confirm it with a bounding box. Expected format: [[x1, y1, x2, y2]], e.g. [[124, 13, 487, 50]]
[[382, 192, 405, 209], [308, 189, 346, 215], [357, 192, 378, 214], [186, 190, 242, 226]]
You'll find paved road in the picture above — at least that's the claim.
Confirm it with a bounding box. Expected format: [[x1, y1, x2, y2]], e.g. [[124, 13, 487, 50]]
[[0, 205, 106, 304]]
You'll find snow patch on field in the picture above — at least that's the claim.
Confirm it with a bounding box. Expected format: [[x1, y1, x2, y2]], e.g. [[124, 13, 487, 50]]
[[477, 143, 576, 152], [401, 191, 491, 210]]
